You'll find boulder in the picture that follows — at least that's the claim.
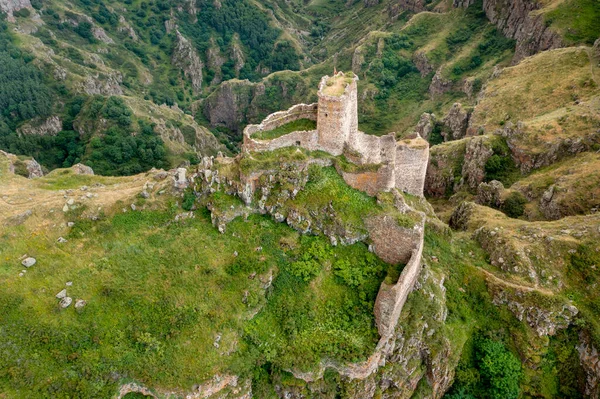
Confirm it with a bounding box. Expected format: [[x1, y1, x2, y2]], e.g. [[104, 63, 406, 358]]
[[71, 163, 94, 175], [59, 297, 73, 308], [21, 257, 36, 267], [475, 180, 504, 208]]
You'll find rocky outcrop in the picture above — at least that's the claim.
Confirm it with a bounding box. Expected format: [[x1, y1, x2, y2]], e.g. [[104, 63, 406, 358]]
[[82, 73, 123, 96], [388, 0, 427, 15], [92, 26, 114, 44], [202, 79, 255, 132], [578, 332, 600, 399], [454, 0, 563, 63], [429, 69, 453, 98], [230, 37, 245, 76], [172, 30, 203, 94], [18, 116, 62, 136], [490, 282, 578, 336], [460, 135, 494, 191], [24, 158, 43, 178], [413, 51, 434, 77], [415, 112, 436, 141], [118, 16, 138, 41], [2, 151, 44, 178], [0, 0, 31, 20], [425, 139, 466, 198], [442, 103, 471, 141], [206, 40, 226, 85], [475, 180, 504, 208], [501, 121, 600, 174]]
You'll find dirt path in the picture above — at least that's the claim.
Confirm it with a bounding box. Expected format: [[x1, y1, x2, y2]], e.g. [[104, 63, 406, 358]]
[[480, 268, 555, 296]]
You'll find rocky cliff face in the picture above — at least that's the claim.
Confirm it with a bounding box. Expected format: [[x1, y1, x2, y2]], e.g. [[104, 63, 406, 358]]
[[455, 0, 563, 63], [0, 0, 31, 20], [501, 121, 600, 174], [172, 31, 203, 94], [17, 116, 63, 136], [202, 80, 255, 132], [578, 332, 600, 399], [442, 103, 471, 141], [459, 136, 494, 191]]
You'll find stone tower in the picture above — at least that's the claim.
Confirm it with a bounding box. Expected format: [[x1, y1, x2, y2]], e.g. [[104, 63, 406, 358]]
[[316, 72, 359, 156]]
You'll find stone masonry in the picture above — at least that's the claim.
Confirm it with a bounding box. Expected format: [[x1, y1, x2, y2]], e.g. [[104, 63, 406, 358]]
[[242, 72, 430, 197]]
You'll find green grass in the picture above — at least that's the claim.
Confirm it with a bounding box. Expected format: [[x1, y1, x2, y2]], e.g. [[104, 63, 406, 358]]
[[0, 208, 292, 396], [293, 167, 379, 229], [35, 168, 117, 190], [252, 118, 317, 140], [545, 0, 600, 45], [0, 182, 390, 396]]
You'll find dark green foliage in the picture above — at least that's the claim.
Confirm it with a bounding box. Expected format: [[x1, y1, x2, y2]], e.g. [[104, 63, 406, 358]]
[[446, 336, 523, 399], [87, 120, 168, 176], [0, 52, 52, 123], [500, 191, 527, 218], [13, 8, 31, 18], [428, 122, 445, 146], [289, 237, 332, 282], [245, 236, 387, 371], [181, 189, 196, 211], [476, 338, 522, 398], [450, 29, 515, 79], [484, 138, 519, 186], [333, 252, 384, 288], [74, 21, 95, 42], [190, 0, 300, 80]]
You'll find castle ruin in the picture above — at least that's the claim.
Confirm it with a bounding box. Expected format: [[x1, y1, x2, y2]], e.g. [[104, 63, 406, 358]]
[[243, 71, 430, 197]]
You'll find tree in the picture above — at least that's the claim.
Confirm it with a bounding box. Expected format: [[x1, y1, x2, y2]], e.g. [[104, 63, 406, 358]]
[[477, 338, 522, 399]]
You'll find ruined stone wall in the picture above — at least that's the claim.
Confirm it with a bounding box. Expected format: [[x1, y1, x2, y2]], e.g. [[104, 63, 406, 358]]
[[242, 103, 319, 152], [241, 74, 430, 197], [394, 138, 430, 197], [317, 74, 359, 156]]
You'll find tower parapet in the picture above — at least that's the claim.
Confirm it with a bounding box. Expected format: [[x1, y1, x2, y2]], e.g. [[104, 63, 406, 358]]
[[316, 72, 359, 156]]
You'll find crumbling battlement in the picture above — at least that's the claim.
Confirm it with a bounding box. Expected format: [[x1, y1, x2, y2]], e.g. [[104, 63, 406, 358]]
[[242, 72, 430, 197]]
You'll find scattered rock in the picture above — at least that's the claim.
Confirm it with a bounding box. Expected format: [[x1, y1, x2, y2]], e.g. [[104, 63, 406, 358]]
[[56, 289, 67, 299], [67, 222, 75, 227], [59, 297, 73, 308], [57, 237, 68, 243], [66, 281, 73, 286], [75, 299, 86, 309], [7, 209, 32, 226], [140, 190, 150, 199], [131, 204, 137, 211], [22, 257, 36, 267]]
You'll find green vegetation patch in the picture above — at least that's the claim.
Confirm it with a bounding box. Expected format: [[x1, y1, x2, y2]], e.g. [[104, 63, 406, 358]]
[[545, 0, 600, 45], [244, 236, 388, 371], [253, 118, 317, 140], [0, 194, 391, 395]]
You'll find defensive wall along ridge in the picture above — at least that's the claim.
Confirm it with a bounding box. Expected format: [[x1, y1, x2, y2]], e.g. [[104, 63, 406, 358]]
[[238, 72, 431, 381]]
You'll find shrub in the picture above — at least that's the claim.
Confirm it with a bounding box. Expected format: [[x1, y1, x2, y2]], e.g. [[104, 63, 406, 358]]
[[182, 189, 195, 211], [501, 192, 527, 218], [289, 259, 320, 282], [476, 338, 522, 399]]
